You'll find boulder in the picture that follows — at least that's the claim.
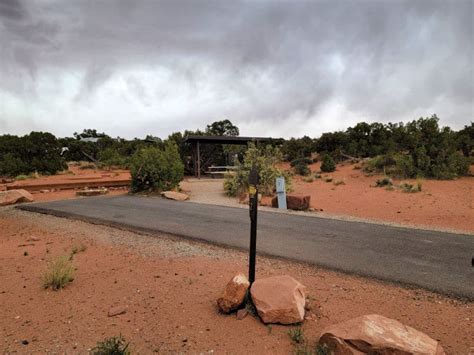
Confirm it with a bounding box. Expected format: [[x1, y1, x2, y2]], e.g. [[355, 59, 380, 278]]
[[318, 314, 446, 355], [161, 191, 189, 201], [250, 275, 306, 324], [0, 189, 34, 206], [217, 273, 250, 313], [271, 194, 311, 210]]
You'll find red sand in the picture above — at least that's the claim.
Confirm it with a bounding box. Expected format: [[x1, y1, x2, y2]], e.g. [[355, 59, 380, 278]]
[[1, 210, 472, 353], [289, 162, 473, 234]]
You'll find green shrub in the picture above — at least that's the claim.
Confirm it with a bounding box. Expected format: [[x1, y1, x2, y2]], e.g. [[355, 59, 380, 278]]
[[41, 256, 75, 290], [320, 154, 335, 172], [290, 157, 313, 167], [294, 162, 311, 176], [446, 152, 470, 177], [15, 174, 29, 181], [0, 153, 28, 177], [91, 335, 131, 355], [224, 144, 291, 197], [98, 148, 128, 168], [288, 327, 305, 344], [130, 141, 184, 193], [315, 344, 330, 355]]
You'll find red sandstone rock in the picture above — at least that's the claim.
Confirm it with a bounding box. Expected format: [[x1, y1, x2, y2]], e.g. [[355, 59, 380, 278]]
[[217, 273, 250, 313], [0, 189, 34, 206], [319, 314, 446, 355], [250, 275, 306, 324]]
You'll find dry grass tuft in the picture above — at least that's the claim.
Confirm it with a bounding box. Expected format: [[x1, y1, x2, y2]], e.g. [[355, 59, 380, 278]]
[[41, 256, 75, 290]]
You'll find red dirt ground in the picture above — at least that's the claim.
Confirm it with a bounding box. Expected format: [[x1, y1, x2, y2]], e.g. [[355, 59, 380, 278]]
[[287, 162, 474, 234], [0, 209, 472, 354]]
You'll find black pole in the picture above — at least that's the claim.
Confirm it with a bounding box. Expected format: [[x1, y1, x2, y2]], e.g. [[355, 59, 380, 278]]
[[248, 164, 259, 284]]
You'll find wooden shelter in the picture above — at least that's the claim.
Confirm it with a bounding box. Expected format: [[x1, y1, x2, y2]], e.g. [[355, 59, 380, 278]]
[[183, 135, 276, 178]]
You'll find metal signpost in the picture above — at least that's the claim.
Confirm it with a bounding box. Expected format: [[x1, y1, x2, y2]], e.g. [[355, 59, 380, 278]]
[[276, 176, 287, 209], [248, 164, 259, 284]]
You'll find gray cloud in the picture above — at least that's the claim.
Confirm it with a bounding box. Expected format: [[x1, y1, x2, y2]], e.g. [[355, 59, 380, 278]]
[[0, 0, 472, 138]]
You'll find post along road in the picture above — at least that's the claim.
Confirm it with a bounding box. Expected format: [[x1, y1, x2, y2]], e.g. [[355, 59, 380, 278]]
[[19, 195, 474, 299]]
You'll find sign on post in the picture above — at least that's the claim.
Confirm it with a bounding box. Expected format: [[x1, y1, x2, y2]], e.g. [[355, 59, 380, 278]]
[[276, 176, 287, 209]]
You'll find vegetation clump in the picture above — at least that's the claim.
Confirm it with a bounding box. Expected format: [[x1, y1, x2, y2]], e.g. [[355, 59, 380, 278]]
[[91, 335, 131, 355], [333, 179, 345, 186], [399, 181, 422, 193], [41, 256, 75, 290], [375, 177, 393, 187], [224, 143, 291, 197], [288, 327, 305, 344], [130, 141, 184, 193], [320, 154, 336, 172]]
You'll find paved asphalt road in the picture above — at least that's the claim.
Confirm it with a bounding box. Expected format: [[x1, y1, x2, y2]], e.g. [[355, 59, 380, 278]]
[[19, 195, 474, 299]]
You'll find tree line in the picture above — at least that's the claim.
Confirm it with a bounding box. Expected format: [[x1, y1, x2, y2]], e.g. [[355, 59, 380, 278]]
[[0, 116, 472, 180]]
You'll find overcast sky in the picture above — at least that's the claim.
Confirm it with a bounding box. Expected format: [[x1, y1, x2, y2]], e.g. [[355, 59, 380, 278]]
[[0, 0, 472, 139]]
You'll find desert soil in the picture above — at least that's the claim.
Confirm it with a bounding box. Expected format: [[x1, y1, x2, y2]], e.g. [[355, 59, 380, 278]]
[[0, 208, 472, 354], [289, 161, 473, 233]]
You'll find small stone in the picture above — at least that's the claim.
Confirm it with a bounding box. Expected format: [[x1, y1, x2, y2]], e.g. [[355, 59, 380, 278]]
[[236, 308, 249, 320], [21, 340, 29, 345], [217, 273, 250, 314], [107, 306, 127, 317], [161, 191, 189, 201]]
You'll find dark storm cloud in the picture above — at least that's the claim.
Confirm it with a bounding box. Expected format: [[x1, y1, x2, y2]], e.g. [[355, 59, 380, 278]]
[[0, 0, 472, 138]]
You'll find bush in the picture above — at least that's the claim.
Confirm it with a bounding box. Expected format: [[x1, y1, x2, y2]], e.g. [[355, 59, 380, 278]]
[[320, 154, 336, 172], [294, 162, 311, 176], [0, 153, 28, 177], [130, 141, 184, 193], [290, 157, 313, 167], [91, 335, 131, 355], [98, 148, 128, 168], [41, 256, 75, 290], [224, 144, 291, 197], [446, 152, 470, 177]]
